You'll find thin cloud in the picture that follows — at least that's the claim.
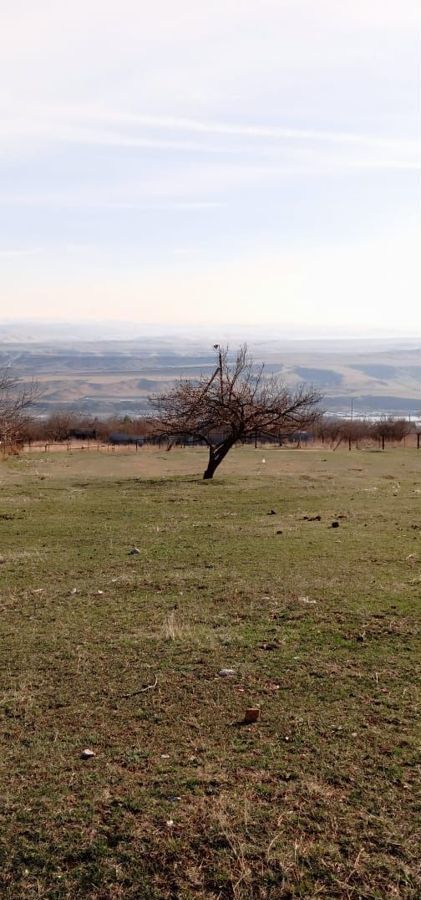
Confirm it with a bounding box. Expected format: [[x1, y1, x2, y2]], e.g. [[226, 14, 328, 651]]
[[0, 192, 227, 209], [2, 104, 418, 159], [64, 107, 419, 152], [0, 247, 43, 257]]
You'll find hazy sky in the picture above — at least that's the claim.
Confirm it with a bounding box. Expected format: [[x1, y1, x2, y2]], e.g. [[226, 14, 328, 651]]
[[0, 0, 420, 334]]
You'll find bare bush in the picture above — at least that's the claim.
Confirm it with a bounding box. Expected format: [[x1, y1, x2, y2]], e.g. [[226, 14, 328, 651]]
[[0, 369, 40, 453]]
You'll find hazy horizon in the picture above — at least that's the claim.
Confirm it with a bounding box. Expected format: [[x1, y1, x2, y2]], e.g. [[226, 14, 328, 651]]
[[0, 317, 420, 342]]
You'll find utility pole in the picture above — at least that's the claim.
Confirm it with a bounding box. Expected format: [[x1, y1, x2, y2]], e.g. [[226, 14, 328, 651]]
[[213, 344, 223, 402]]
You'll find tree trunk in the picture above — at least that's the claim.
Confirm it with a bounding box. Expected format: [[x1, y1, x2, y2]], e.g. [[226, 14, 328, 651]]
[[203, 438, 235, 479], [203, 448, 218, 479]]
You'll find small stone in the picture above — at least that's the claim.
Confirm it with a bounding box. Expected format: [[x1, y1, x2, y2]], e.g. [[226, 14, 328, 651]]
[[219, 668, 236, 677], [128, 547, 140, 555], [70, 588, 78, 595], [80, 748, 95, 759], [244, 707, 260, 724]]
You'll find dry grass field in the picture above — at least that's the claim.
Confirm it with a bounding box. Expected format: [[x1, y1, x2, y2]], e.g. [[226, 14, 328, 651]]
[[0, 446, 420, 898]]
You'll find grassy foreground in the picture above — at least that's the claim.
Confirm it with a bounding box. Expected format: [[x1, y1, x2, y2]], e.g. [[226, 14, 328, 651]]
[[0, 447, 420, 899]]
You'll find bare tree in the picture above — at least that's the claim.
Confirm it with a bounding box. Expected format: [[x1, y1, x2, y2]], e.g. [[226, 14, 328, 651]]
[[333, 418, 371, 451], [43, 412, 78, 442], [0, 368, 40, 452], [151, 345, 322, 479], [371, 416, 412, 450], [314, 416, 343, 448]]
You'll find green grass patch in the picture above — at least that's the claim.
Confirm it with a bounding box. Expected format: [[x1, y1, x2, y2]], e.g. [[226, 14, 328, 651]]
[[0, 447, 420, 898]]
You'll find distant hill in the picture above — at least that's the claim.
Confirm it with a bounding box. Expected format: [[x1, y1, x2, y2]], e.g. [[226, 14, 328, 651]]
[[1, 326, 420, 418]]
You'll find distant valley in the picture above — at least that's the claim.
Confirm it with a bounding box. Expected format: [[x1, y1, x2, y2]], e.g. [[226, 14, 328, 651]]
[[1, 324, 420, 419]]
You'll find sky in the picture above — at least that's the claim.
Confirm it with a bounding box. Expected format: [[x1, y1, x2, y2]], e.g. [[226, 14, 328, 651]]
[[0, 0, 420, 335]]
